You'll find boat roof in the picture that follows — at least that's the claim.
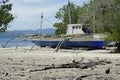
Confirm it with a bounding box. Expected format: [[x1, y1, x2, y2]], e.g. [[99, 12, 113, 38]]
[[67, 24, 82, 26]]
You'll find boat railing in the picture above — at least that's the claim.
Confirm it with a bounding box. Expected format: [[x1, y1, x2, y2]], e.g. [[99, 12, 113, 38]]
[[66, 34, 92, 41], [28, 33, 103, 41]]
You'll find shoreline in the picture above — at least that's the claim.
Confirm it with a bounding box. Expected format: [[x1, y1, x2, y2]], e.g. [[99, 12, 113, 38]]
[[0, 47, 120, 80]]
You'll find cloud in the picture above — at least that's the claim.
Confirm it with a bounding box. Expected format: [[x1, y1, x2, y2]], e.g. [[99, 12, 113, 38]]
[[9, 0, 90, 30], [22, 0, 49, 3], [12, 1, 63, 20], [9, 0, 64, 30]]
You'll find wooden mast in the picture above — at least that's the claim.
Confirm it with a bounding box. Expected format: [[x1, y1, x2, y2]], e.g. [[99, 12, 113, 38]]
[[92, 0, 96, 33], [67, 0, 73, 34], [40, 12, 43, 36], [68, 0, 71, 24]]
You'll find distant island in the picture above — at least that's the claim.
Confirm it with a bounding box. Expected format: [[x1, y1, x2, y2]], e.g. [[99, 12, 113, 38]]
[[0, 28, 55, 37]]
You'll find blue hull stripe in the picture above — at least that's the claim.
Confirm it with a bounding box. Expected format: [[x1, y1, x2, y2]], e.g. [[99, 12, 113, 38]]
[[32, 40, 106, 49]]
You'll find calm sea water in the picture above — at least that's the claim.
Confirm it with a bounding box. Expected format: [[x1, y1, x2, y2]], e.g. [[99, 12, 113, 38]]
[[0, 34, 34, 48]]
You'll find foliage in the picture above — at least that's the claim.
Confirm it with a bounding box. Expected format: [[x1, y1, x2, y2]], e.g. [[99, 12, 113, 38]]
[[88, 0, 120, 52], [101, 0, 120, 43], [53, 22, 66, 35], [53, 2, 81, 35], [0, 0, 14, 33], [54, 0, 120, 51]]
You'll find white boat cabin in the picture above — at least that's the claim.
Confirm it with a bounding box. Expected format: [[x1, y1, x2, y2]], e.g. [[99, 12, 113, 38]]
[[66, 24, 84, 35]]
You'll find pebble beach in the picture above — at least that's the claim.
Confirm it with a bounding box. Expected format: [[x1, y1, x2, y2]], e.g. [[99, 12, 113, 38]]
[[0, 47, 120, 80]]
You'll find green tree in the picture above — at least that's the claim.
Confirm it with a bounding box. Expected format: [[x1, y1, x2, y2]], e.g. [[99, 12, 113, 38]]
[[0, 0, 14, 33], [78, 0, 114, 33], [54, 2, 81, 35], [54, 0, 120, 52], [106, 0, 120, 52], [90, 0, 120, 52]]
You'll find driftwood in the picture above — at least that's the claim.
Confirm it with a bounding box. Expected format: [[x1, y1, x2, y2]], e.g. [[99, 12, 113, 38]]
[[76, 74, 93, 80], [29, 60, 112, 72]]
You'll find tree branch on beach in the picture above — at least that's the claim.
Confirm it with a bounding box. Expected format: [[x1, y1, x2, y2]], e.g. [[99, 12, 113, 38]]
[[29, 60, 112, 72]]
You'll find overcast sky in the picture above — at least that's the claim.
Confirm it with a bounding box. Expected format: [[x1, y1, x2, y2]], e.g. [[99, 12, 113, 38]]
[[8, 0, 89, 31]]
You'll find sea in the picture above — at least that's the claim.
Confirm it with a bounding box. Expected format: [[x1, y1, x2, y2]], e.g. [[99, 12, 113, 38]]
[[0, 32, 34, 48]]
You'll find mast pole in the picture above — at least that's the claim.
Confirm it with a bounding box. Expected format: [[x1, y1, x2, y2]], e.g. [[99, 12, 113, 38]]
[[92, 0, 96, 33], [40, 12, 43, 36], [93, 11, 96, 33], [90, 0, 96, 33], [67, 0, 73, 34], [68, 0, 71, 24]]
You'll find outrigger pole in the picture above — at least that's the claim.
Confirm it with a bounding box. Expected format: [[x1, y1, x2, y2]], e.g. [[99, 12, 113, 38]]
[[2, 37, 15, 48]]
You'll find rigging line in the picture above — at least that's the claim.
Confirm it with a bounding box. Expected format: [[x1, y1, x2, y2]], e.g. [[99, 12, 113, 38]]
[[37, 16, 55, 27], [25, 22, 38, 30], [43, 16, 53, 22], [25, 15, 53, 29], [43, 18, 54, 25], [28, 23, 40, 30], [27, 22, 40, 30], [23, 17, 42, 30], [43, 13, 60, 22], [24, 15, 55, 30], [28, 18, 52, 30], [41, 12, 54, 20]]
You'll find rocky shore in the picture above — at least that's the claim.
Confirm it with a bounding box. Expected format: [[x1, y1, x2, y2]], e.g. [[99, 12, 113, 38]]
[[0, 47, 120, 80]]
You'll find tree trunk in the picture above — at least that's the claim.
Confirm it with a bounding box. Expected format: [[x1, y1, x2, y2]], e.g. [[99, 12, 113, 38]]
[[114, 43, 120, 53]]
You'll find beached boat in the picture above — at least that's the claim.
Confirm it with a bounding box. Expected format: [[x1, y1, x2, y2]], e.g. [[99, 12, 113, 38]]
[[30, 24, 106, 49], [29, 1, 106, 49]]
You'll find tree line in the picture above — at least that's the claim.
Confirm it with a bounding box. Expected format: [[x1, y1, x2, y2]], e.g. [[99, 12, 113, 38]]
[[53, 0, 120, 52], [54, 0, 120, 34]]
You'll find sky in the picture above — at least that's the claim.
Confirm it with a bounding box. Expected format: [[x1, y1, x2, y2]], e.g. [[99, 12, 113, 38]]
[[8, 0, 90, 31]]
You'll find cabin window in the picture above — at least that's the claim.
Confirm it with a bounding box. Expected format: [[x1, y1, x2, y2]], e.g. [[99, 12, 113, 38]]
[[76, 26, 78, 29], [73, 26, 75, 29], [79, 26, 81, 29]]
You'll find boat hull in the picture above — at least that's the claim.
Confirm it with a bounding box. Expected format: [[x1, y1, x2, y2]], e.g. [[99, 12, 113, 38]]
[[31, 40, 106, 49]]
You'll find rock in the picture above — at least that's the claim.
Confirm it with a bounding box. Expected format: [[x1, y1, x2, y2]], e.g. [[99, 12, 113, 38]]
[[105, 68, 110, 74], [81, 57, 84, 60], [52, 64, 55, 66], [20, 60, 24, 62], [5, 72, 9, 76], [76, 77, 82, 80], [53, 57, 55, 59], [72, 59, 76, 63]]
